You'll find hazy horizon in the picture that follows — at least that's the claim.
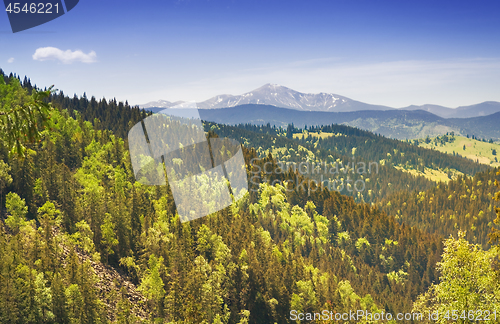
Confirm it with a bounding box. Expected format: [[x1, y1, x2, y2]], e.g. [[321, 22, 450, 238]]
[[3, 0, 500, 108]]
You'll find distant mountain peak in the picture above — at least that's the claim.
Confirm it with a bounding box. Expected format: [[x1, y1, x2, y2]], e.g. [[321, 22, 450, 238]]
[[192, 84, 393, 112], [138, 84, 500, 117], [140, 99, 185, 109], [140, 84, 376, 112], [140, 83, 392, 112]]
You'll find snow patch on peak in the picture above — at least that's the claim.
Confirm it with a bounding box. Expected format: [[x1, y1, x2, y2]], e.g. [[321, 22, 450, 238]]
[[194, 84, 354, 111], [140, 84, 393, 113]]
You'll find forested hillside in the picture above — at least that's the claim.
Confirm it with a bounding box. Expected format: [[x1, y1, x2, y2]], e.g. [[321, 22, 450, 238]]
[[210, 122, 490, 203], [0, 72, 449, 323], [381, 168, 500, 248], [303, 125, 488, 175], [197, 104, 500, 140], [210, 122, 434, 203], [46, 90, 148, 140], [39, 77, 490, 205], [1, 71, 500, 323]]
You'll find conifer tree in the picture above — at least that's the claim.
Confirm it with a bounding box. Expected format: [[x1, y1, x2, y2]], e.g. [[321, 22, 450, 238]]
[[0, 77, 52, 158], [488, 170, 500, 246], [0, 160, 12, 209]]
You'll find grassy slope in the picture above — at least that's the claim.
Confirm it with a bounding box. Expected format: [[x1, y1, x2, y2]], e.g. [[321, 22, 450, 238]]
[[393, 165, 455, 183], [293, 131, 339, 139], [418, 135, 500, 168]]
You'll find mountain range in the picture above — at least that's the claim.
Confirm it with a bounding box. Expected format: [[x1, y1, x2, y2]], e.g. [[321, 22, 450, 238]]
[[196, 105, 500, 140], [140, 83, 500, 118], [140, 84, 391, 112], [404, 101, 500, 118]]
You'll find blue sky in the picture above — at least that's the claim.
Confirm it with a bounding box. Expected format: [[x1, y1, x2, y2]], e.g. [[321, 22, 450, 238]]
[[1, 0, 500, 107]]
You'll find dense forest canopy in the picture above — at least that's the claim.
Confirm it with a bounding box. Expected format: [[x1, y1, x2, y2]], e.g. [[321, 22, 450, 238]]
[[0, 71, 499, 323]]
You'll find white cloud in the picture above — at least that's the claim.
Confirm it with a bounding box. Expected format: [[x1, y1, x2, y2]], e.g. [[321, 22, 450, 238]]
[[32, 47, 97, 64], [7, 57, 14, 63]]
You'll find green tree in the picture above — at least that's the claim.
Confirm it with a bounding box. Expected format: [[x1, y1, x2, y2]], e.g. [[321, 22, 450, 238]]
[[79, 260, 104, 324], [286, 124, 294, 139], [0, 77, 52, 158], [15, 265, 39, 323], [71, 220, 96, 254], [34, 272, 55, 323], [489, 170, 500, 245], [5, 192, 28, 232], [0, 160, 12, 208], [37, 201, 62, 271], [413, 232, 500, 323], [290, 280, 317, 315], [100, 213, 118, 263], [51, 272, 69, 324], [138, 255, 165, 320], [115, 286, 140, 324], [65, 284, 83, 323]]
